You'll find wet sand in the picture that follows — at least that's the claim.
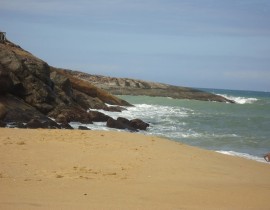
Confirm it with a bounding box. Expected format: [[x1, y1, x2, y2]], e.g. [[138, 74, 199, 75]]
[[0, 128, 269, 209]]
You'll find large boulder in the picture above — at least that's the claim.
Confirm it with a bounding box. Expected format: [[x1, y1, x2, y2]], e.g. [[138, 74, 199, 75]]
[[26, 118, 60, 129], [0, 42, 56, 114], [106, 117, 149, 132], [1, 95, 51, 123], [0, 95, 60, 129], [107, 118, 137, 132], [130, 119, 150, 130], [78, 126, 90, 130], [48, 105, 93, 124], [88, 111, 112, 122]]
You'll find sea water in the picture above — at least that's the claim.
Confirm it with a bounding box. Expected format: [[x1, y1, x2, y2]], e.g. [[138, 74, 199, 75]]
[[71, 89, 270, 163]]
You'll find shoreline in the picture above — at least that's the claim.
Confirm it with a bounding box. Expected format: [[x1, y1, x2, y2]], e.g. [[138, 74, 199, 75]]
[[1, 128, 270, 209], [70, 122, 269, 164]]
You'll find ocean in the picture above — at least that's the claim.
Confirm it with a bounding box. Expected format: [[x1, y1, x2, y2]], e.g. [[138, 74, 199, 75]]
[[71, 89, 270, 164]]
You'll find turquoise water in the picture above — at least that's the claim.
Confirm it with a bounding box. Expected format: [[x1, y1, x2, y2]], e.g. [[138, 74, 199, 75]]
[[73, 89, 270, 163]]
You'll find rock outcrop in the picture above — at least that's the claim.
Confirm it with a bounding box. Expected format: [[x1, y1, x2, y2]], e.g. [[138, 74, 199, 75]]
[[0, 103, 7, 120], [0, 39, 134, 129], [67, 71, 235, 103], [106, 117, 149, 132], [0, 36, 232, 131]]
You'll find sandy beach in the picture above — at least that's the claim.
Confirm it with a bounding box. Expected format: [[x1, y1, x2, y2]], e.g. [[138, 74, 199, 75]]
[[0, 128, 269, 210]]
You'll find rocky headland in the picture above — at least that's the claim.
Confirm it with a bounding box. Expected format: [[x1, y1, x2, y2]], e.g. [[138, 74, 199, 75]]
[[0, 37, 232, 131], [0, 39, 148, 131], [65, 71, 234, 103]]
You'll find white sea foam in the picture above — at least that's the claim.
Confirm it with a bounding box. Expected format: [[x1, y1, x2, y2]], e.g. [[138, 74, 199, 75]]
[[82, 97, 269, 164], [89, 104, 192, 121], [216, 151, 269, 164], [217, 94, 258, 104]]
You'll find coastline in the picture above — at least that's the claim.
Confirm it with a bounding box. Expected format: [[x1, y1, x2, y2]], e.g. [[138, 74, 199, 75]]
[[0, 128, 269, 210]]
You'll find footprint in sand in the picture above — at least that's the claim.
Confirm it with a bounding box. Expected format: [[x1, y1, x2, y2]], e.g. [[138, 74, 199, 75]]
[[17, 141, 26, 145], [56, 174, 64, 178]]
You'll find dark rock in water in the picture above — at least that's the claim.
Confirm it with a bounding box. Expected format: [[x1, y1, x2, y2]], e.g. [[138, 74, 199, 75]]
[[116, 117, 149, 131], [130, 119, 150, 130], [106, 117, 150, 131], [116, 117, 133, 131], [106, 118, 124, 129], [78, 126, 90, 130], [117, 117, 131, 125], [106, 118, 137, 132]]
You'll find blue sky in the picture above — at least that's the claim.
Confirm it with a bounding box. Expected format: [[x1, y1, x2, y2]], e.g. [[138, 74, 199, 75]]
[[1, 0, 270, 91]]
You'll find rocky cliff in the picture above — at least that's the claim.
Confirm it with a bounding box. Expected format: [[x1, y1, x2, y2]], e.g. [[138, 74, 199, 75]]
[[64, 71, 234, 103], [0, 37, 233, 130], [0, 39, 136, 129]]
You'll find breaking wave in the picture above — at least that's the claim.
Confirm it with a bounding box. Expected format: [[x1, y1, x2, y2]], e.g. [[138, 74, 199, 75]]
[[217, 94, 258, 104], [216, 151, 269, 164]]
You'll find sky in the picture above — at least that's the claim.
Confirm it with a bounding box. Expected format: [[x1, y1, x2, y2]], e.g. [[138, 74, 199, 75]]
[[1, 0, 270, 91]]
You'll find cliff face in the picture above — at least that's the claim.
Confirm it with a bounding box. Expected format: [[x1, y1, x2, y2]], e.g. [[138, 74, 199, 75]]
[[0, 40, 131, 128], [66, 71, 234, 103]]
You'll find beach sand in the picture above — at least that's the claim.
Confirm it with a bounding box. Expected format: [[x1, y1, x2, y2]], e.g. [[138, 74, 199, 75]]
[[0, 128, 269, 210]]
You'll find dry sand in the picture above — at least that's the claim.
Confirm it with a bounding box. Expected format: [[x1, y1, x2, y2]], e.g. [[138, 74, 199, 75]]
[[0, 128, 269, 210]]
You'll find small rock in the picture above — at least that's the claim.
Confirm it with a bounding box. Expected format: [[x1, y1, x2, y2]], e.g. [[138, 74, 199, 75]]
[[78, 126, 90, 130]]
